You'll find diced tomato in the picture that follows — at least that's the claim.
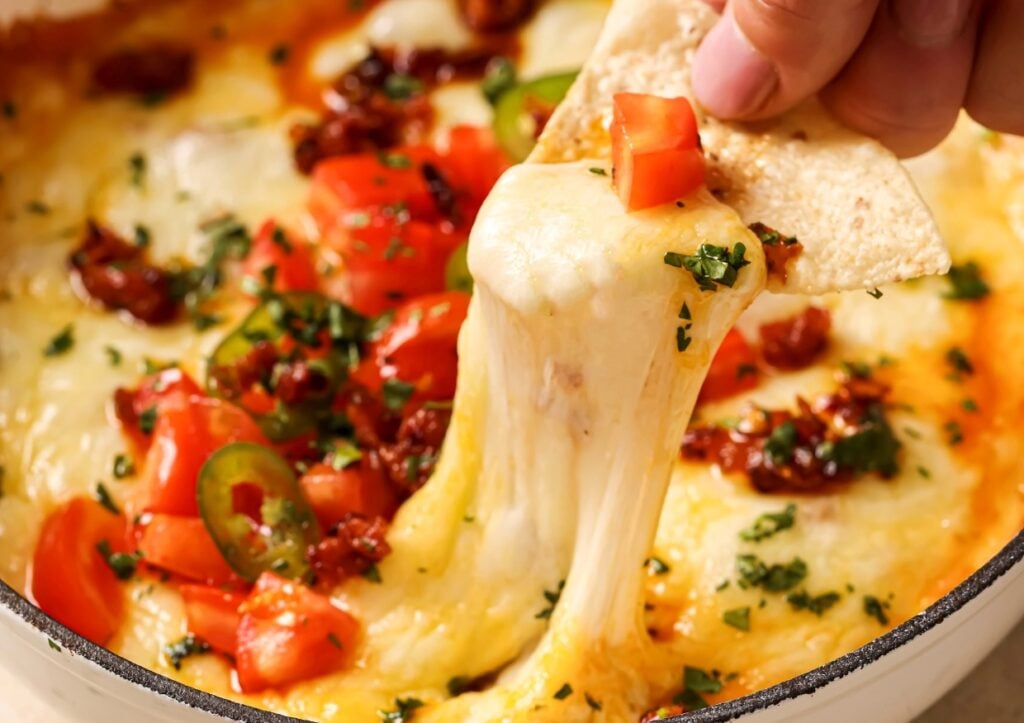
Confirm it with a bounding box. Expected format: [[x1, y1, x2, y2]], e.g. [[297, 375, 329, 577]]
[[328, 211, 460, 316], [611, 93, 705, 211], [299, 461, 398, 531], [179, 584, 245, 656], [309, 146, 442, 227], [142, 392, 268, 516], [444, 125, 510, 208], [137, 515, 236, 585], [113, 368, 203, 453], [30, 498, 128, 645], [361, 291, 470, 402], [242, 221, 319, 295], [699, 328, 760, 403], [235, 573, 360, 692]]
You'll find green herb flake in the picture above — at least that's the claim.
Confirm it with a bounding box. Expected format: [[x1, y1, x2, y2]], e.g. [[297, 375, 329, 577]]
[[134, 224, 152, 248], [269, 43, 291, 65], [864, 595, 890, 625], [128, 152, 147, 187], [138, 405, 158, 435], [961, 398, 978, 412], [329, 440, 362, 470], [481, 56, 517, 105], [95, 539, 141, 580], [917, 465, 931, 479], [676, 326, 692, 352], [553, 682, 573, 700], [816, 404, 901, 477], [47, 638, 61, 652], [739, 503, 796, 542], [164, 634, 211, 670], [736, 554, 807, 592], [673, 666, 723, 710], [945, 347, 974, 379], [378, 697, 423, 723], [113, 454, 136, 479], [43, 324, 75, 357], [535, 579, 565, 620], [378, 152, 413, 170], [787, 589, 841, 616], [679, 302, 691, 321], [25, 200, 51, 215], [944, 420, 964, 446], [645, 556, 671, 575], [362, 563, 382, 584], [723, 606, 751, 631], [326, 632, 344, 649], [943, 262, 990, 301], [271, 226, 292, 253], [748, 222, 797, 247], [866, 287, 883, 299], [95, 482, 120, 514], [447, 675, 471, 697], [381, 379, 415, 411], [588, 167, 608, 176], [763, 421, 797, 466], [383, 73, 423, 100], [664, 242, 749, 292], [584, 693, 602, 711]]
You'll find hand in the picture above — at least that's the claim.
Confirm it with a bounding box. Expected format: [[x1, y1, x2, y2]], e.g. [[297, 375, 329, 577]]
[[691, 0, 1024, 156]]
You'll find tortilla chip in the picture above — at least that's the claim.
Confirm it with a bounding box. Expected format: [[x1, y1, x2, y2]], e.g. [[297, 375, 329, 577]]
[[530, 0, 949, 295]]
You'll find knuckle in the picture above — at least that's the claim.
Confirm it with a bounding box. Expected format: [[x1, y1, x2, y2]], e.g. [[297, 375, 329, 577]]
[[751, 0, 875, 24]]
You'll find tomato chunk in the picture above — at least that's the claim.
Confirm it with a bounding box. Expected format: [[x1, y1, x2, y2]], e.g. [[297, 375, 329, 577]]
[[611, 93, 705, 211], [113, 368, 203, 454], [31, 498, 128, 645], [142, 392, 268, 516], [137, 515, 236, 585], [236, 573, 360, 692], [179, 584, 245, 656], [299, 461, 398, 530], [360, 291, 470, 403], [699, 328, 760, 403], [242, 221, 319, 295], [443, 125, 510, 209]]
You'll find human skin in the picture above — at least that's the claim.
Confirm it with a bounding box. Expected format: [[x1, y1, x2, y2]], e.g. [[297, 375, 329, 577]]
[[692, 0, 1024, 157]]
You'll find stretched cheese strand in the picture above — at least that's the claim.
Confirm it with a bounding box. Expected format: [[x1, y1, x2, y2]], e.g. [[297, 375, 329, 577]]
[[347, 162, 764, 720]]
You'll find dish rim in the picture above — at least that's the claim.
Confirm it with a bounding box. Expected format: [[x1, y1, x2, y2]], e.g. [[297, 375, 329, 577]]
[[0, 529, 1021, 722]]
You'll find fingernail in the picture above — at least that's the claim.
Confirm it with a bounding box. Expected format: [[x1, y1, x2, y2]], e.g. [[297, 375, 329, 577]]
[[692, 14, 778, 119], [891, 0, 973, 47]]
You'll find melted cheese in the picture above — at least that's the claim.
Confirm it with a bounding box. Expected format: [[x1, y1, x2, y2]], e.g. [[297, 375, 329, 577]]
[[1, 1, 1023, 721]]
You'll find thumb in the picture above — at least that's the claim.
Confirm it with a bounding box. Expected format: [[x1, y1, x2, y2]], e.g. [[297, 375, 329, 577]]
[[692, 0, 881, 119]]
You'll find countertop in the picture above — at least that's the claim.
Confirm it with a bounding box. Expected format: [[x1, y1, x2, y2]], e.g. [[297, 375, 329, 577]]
[[1, 619, 1021, 721]]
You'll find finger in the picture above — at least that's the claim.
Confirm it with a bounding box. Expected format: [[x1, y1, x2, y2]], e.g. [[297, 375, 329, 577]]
[[692, 0, 881, 120], [701, 0, 727, 12], [965, 0, 1024, 135], [821, 0, 980, 157]]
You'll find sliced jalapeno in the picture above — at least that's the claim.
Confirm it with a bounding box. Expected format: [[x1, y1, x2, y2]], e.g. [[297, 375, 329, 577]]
[[197, 442, 319, 583], [445, 242, 472, 293], [206, 292, 365, 441], [492, 70, 578, 162]]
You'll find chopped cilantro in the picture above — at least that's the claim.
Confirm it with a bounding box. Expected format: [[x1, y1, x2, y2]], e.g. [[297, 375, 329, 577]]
[[866, 287, 883, 299], [944, 420, 964, 445], [736, 363, 758, 379], [113, 454, 135, 479], [676, 326, 692, 352], [673, 666, 723, 710], [553, 682, 573, 700], [585, 693, 602, 711], [269, 43, 291, 65], [763, 421, 797, 465], [943, 262, 990, 300], [95, 539, 141, 580], [787, 589, 841, 616], [378, 697, 423, 722], [748, 222, 797, 247], [961, 398, 978, 412], [945, 347, 974, 378], [378, 152, 413, 169], [362, 563, 382, 583], [664, 242, 749, 291], [129, 152, 146, 187], [864, 595, 890, 625], [326, 632, 344, 649], [271, 226, 292, 253], [26, 200, 50, 215], [723, 606, 750, 631], [917, 465, 931, 479], [840, 359, 873, 379], [588, 167, 608, 176], [645, 557, 671, 575], [481, 57, 517, 105], [95, 482, 120, 514], [381, 379, 415, 411], [134, 224, 152, 248], [447, 675, 471, 696], [816, 404, 900, 476], [43, 324, 75, 357], [47, 639, 61, 652], [329, 441, 362, 470], [104, 345, 123, 367], [138, 405, 158, 435], [736, 554, 807, 592], [679, 302, 691, 321], [165, 634, 210, 670], [535, 579, 565, 620], [739, 503, 796, 542], [384, 73, 423, 100]]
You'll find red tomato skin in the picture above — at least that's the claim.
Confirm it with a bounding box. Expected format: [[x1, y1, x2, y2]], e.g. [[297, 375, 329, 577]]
[[179, 584, 245, 656], [137, 515, 236, 585], [331, 214, 456, 316], [362, 291, 469, 403], [114, 368, 203, 454], [142, 393, 268, 516], [30, 498, 128, 645], [444, 125, 510, 208], [611, 93, 705, 211], [299, 462, 398, 530], [243, 221, 320, 295], [699, 328, 761, 403], [235, 573, 360, 693]]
